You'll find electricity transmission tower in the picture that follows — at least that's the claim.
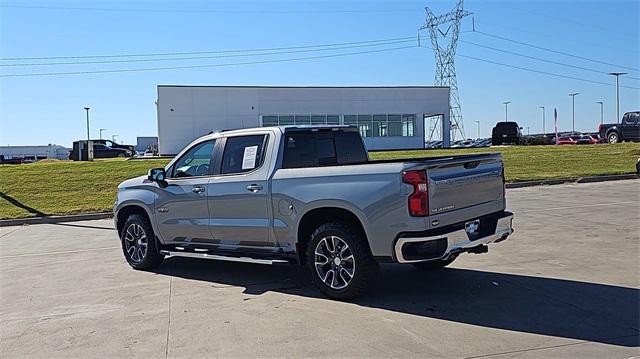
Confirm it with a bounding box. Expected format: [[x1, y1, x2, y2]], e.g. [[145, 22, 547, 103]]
[[420, 0, 471, 141]]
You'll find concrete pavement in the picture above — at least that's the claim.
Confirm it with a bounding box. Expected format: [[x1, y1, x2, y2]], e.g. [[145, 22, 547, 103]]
[[1, 180, 639, 358]]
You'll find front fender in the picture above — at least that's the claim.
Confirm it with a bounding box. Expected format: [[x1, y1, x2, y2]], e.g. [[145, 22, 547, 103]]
[[114, 187, 158, 236]]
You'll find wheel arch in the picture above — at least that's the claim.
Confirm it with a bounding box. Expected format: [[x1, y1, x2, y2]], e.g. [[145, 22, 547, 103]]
[[115, 204, 153, 237], [296, 206, 370, 265]]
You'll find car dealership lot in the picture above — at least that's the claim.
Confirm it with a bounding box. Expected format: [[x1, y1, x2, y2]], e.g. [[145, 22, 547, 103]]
[[1, 181, 639, 358]]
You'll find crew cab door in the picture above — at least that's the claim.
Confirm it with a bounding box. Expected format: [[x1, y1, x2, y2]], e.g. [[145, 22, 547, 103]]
[[207, 132, 273, 249], [154, 140, 216, 245], [621, 113, 640, 141]]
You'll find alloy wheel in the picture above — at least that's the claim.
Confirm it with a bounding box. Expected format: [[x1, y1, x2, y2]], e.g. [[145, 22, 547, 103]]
[[314, 235, 355, 290], [124, 223, 148, 263]]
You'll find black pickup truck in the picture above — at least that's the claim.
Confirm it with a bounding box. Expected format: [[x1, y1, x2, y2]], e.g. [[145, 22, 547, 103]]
[[599, 111, 640, 144]]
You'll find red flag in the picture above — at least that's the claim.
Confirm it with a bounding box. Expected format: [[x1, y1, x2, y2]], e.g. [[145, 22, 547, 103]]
[[554, 108, 558, 145]]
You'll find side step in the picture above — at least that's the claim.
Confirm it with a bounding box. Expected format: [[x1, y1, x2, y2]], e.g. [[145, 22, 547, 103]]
[[159, 250, 291, 266]]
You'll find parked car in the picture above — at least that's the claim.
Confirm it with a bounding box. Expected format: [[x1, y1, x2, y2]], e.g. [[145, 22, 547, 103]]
[[599, 111, 640, 144], [69, 143, 132, 159], [92, 139, 136, 153], [492, 122, 522, 145], [0, 155, 23, 164], [556, 136, 576, 145], [114, 126, 514, 300], [573, 135, 592, 145]]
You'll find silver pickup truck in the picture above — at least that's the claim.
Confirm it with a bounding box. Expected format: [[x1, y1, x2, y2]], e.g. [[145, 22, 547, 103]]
[[114, 126, 513, 299]]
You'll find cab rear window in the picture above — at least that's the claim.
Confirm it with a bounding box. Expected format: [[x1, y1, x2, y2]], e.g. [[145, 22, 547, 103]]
[[283, 130, 368, 169]]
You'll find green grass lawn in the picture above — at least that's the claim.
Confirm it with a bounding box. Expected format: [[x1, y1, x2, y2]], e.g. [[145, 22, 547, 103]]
[[1, 143, 638, 220]]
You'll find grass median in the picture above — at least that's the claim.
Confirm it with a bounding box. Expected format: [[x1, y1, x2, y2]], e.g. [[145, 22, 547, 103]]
[[1, 143, 638, 220]]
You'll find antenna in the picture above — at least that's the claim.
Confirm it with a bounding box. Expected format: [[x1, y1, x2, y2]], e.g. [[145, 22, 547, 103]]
[[420, 0, 472, 141]]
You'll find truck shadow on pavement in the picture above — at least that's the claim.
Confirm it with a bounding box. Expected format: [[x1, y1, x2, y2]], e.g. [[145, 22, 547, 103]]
[[155, 257, 639, 347]]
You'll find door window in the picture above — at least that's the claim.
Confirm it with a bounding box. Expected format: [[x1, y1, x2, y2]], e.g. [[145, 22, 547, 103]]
[[220, 135, 268, 174], [171, 140, 215, 178]]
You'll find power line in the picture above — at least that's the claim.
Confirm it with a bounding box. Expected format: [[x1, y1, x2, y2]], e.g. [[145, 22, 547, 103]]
[[0, 4, 419, 14], [458, 39, 640, 81], [0, 40, 415, 67], [0, 45, 416, 78], [434, 48, 640, 90], [472, 30, 640, 73], [0, 36, 416, 61]]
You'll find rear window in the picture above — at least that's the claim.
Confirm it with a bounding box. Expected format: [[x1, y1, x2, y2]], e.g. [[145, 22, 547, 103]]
[[283, 130, 368, 169]]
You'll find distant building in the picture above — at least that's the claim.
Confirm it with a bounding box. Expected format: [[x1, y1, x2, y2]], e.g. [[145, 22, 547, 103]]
[[0, 144, 70, 160], [156, 86, 451, 155]]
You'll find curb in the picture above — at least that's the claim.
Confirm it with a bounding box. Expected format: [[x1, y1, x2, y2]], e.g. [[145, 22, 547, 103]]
[[506, 173, 638, 189], [0, 212, 112, 227]]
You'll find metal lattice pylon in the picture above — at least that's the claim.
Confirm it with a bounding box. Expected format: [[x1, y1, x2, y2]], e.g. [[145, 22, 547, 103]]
[[420, 0, 471, 141]]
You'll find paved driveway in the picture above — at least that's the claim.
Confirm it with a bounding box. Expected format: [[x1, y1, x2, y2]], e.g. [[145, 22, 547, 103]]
[[1, 180, 639, 358]]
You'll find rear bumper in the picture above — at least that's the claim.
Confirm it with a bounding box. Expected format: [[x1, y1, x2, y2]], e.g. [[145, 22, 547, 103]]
[[394, 211, 514, 264]]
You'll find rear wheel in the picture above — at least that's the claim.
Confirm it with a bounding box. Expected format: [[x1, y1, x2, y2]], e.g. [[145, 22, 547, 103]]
[[307, 222, 378, 300], [120, 214, 164, 270], [607, 132, 619, 144], [412, 256, 457, 271], [117, 153, 126, 158]]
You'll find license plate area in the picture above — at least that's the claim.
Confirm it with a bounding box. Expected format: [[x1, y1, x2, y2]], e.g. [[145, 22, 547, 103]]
[[465, 219, 481, 240]]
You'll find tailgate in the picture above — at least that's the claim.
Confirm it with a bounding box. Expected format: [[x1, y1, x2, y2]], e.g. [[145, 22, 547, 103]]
[[425, 154, 505, 217]]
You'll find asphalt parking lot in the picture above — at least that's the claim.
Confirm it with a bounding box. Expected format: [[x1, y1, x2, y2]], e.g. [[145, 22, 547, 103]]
[[1, 180, 639, 358]]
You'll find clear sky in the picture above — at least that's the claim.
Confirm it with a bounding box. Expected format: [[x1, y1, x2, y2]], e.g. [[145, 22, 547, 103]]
[[1, 0, 638, 146]]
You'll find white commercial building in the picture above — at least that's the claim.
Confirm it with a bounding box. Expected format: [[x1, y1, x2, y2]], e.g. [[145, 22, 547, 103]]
[[157, 86, 450, 155], [0, 145, 70, 160]]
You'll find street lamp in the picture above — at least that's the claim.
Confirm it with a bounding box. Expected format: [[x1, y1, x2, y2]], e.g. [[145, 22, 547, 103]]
[[99, 128, 107, 139], [502, 101, 511, 122], [475, 120, 480, 139], [609, 72, 627, 123], [538, 106, 545, 136], [569, 93, 579, 134], [112, 135, 119, 143], [83, 107, 90, 141], [596, 101, 604, 125]]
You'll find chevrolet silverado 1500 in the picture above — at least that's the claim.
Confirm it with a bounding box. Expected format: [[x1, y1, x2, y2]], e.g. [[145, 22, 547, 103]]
[[114, 126, 513, 299]]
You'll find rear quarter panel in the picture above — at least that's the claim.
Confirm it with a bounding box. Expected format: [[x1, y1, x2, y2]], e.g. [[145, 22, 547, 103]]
[[270, 162, 428, 257]]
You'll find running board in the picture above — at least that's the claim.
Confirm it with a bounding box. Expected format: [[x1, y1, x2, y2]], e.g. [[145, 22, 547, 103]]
[[159, 250, 290, 265]]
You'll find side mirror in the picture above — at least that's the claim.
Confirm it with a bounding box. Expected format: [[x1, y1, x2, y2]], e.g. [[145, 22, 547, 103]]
[[148, 168, 167, 187]]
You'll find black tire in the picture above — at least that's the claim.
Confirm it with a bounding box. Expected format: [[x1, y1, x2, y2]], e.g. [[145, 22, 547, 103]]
[[117, 153, 126, 158], [120, 214, 164, 270], [607, 132, 619, 144], [412, 256, 457, 271], [306, 222, 378, 300]]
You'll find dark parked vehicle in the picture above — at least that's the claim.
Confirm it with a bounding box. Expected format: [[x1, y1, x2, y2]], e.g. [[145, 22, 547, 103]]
[[492, 122, 522, 145], [599, 111, 640, 144], [69, 143, 132, 159], [556, 136, 576, 145], [0, 155, 23, 164], [92, 139, 135, 153]]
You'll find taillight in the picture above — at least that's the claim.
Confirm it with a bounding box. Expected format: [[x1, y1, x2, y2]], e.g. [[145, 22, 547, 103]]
[[402, 170, 429, 216]]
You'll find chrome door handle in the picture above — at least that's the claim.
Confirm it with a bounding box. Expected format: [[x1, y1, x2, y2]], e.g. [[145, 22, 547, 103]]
[[192, 186, 206, 194], [246, 184, 263, 192]]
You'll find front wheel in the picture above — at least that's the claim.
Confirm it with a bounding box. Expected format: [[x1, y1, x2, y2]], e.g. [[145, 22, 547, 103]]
[[120, 214, 164, 270], [607, 132, 619, 144], [307, 222, 378, 300]]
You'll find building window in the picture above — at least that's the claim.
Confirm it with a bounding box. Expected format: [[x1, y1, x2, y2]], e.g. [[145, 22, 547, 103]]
[[260, 114, 416, 137]]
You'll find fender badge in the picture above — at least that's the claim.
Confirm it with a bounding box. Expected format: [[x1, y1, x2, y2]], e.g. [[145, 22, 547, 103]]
[[431, 220, 440, 226]]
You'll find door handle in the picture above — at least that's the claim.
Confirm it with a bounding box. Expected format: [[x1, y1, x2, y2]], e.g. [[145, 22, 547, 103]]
[[246, 184, 263, 192], [192, 186, 206, 194]]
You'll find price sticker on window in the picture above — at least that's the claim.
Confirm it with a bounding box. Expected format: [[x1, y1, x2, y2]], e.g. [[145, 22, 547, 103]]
[[241, 145, 258, 170]]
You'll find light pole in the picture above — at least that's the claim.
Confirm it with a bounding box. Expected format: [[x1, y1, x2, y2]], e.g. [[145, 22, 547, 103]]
[[475, 120, 480, 139], [526, 126, 530, 136], [99, 128, 107, 139], [569, 93, 579, 134], [112, 135, 119, 143], [84, 107, 90, 141], [609, 72, 627, 123], [596, 101, 604, 125], [538, 106, 545, 136], [503, 101, 511, 122]]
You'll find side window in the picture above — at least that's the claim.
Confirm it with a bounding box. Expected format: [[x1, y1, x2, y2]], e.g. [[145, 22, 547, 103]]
[[283, 130, 368, 169], [171, 140, 215, 178], [221, 135, 267, 174]]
